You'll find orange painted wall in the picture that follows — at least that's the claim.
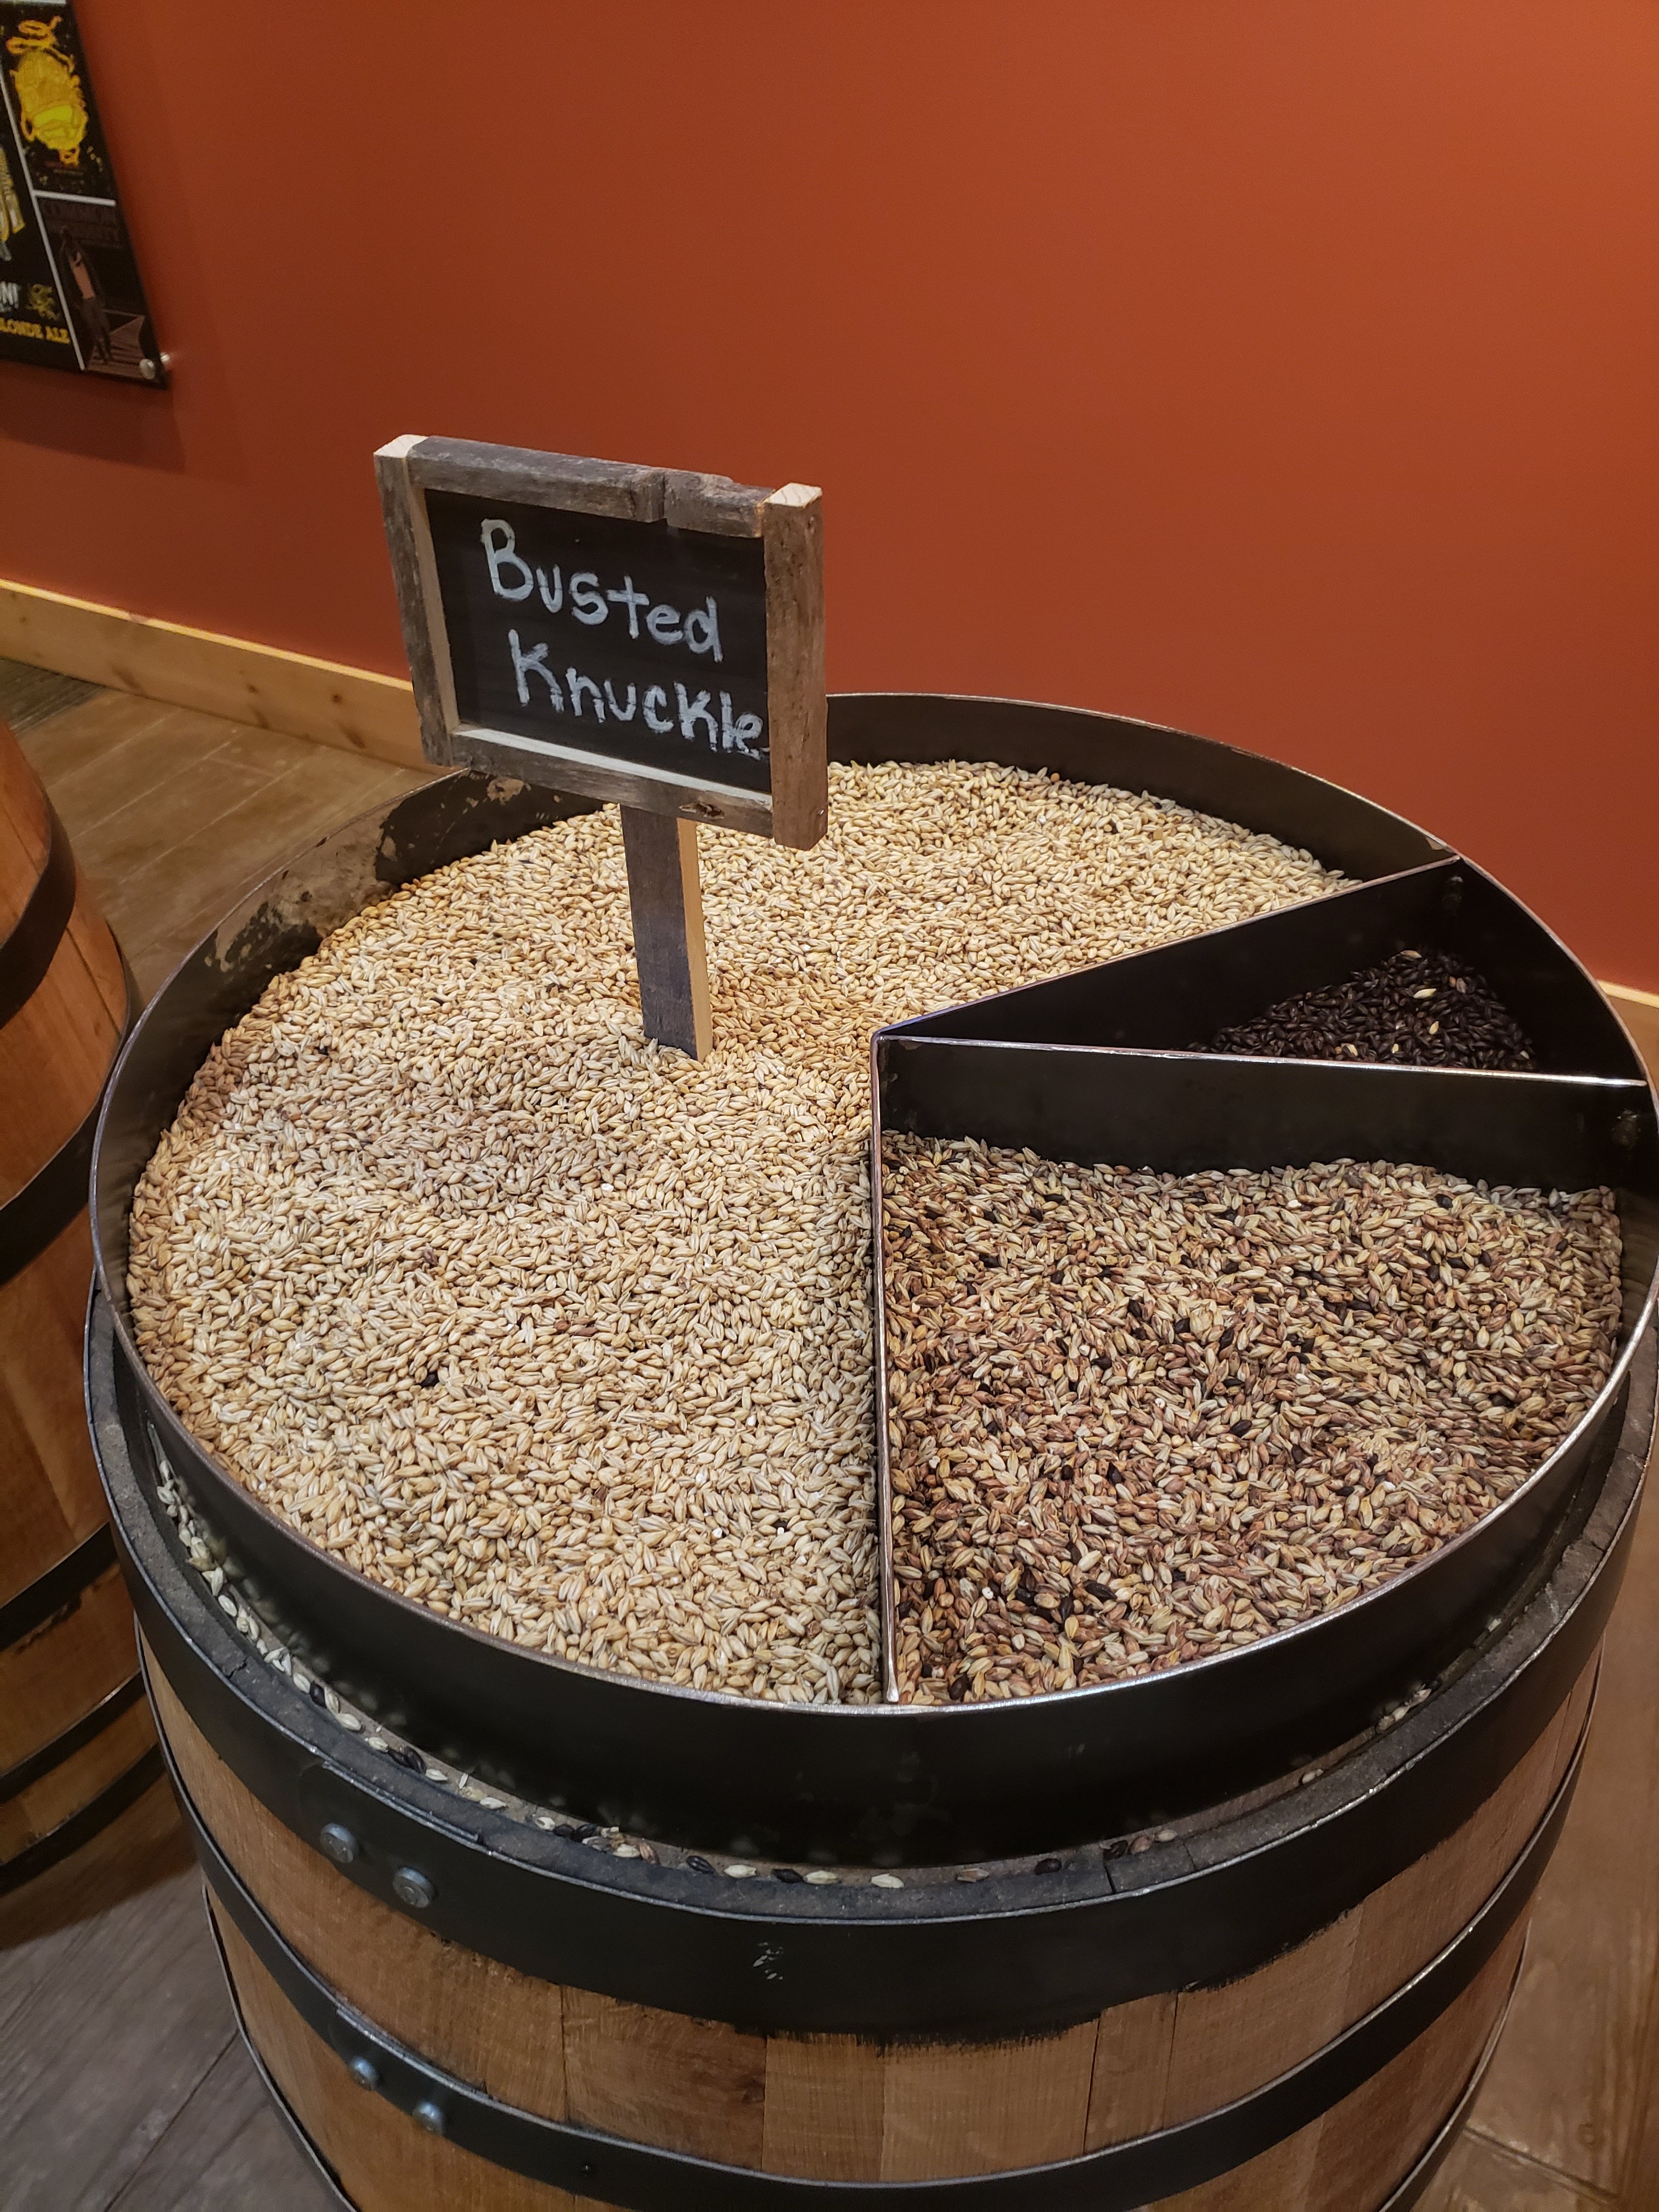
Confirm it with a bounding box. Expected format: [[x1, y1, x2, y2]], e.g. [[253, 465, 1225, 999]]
[[2, 2, 1655, 988]]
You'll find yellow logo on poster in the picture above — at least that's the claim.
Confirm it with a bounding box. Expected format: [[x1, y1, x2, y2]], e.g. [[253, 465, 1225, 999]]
[[0, 145, 22, 252], [6, 16, 88, 166]]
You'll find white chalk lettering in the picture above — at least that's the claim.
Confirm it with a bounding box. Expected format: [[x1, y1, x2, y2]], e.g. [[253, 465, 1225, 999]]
[[509, 631, 563, 707], [483, 520, 535, 601], [643, 686, 674, 733], [676, 684, 717, 748], [535, 565, 563, 612], [720, 693, 765, 758], [603, 680, 638, 720], [567, 669, 605, 719], [570, 572, 607, 624], [646, 602, 684, 646], [606, 577, 650, 637], [684, 597, 723, 663]]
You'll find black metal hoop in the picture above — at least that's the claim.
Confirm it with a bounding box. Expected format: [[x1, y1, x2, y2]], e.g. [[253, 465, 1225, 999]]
[[0, 1746, 163, 1897], [0, 1525, 117, 1650], [0, 802, 75, 1030], [215, 1951, 1516, 2212], [1, 946, 142, 1286], [0, 1673, 144, 1801]]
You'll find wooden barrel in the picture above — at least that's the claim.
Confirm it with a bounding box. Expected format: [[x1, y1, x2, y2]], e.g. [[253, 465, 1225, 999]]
[[95, 1289, 1657, 2212], [163, 1658, 1565, 2212], [0, 712, 176, 1932], [80, 749, 1659, 2209]]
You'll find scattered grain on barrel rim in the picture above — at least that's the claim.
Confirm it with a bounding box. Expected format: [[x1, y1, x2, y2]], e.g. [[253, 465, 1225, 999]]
[[126, 759, 1349, 1706], [1205, 947, 1534, 1070], [882, 1139, 1621, 1702]]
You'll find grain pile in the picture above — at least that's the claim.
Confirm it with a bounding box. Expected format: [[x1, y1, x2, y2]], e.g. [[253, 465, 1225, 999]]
[[1206, 949, 1534, 1070], [883, 1138, 1621, 1702], [128, 759, 1348, 1704]]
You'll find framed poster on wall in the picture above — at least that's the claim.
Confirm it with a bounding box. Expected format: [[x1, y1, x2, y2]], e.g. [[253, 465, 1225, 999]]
[[0, 2, 163, 382]]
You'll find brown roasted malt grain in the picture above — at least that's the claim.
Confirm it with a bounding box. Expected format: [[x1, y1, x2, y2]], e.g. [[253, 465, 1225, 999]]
[[882, 1139, 1621, 1702]]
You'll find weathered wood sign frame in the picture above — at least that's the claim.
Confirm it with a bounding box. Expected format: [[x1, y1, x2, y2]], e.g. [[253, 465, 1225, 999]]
[[374, 435, 826, 1057], [374, 436, 826, 849]]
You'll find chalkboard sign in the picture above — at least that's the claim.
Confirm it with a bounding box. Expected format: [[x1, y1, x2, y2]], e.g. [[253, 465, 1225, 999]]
[[375, 437, 825, 849], [430, 489, 771, 797]]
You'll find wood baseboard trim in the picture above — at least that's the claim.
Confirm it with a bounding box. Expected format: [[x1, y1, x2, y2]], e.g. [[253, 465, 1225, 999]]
[[0, 579, 424, 769], [1602, 983, 1659, 1085], [2, 573, 1656, 1034]]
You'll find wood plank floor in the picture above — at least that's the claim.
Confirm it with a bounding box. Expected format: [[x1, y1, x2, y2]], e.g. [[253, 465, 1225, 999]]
[[10, 665, 428, 1001], [0, 658, 1654, 2210]]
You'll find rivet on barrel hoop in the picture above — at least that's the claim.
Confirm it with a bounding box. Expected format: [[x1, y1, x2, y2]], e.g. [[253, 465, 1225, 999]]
[[393, 1866, 436, 1909], [413, 2100, 446, 2135], [347, 2056, 379, 2091], [319, 1822, 359, 1865]]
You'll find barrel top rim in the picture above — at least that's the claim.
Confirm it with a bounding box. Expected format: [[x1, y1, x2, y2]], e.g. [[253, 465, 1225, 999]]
[[85, 702, 1659, 1847]]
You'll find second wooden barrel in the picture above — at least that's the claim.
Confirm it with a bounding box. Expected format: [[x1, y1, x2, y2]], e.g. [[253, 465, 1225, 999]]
[[95, 1293, 1656, 2211], [0, 711, 173, 1929]]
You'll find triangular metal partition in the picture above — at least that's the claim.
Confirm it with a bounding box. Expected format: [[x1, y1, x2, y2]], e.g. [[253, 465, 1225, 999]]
[[892, 857, 1648, 1084]]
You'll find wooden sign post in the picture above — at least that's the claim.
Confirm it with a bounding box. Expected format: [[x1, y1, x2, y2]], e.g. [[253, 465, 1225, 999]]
[[374, 437, 826, 1057]]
